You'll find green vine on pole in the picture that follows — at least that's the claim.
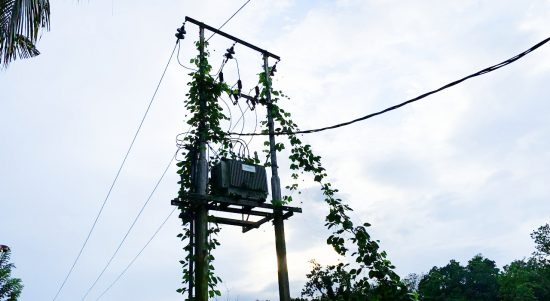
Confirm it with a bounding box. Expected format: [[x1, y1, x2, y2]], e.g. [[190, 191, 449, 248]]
[[175, 39, 412, 300], [175, 39, 231, 300], [258, 68, 413, 299]]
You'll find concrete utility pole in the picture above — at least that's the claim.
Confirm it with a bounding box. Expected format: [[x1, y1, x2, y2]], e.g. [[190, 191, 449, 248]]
[[178, 16, 297, 301], [264, 54, 291, 301], [194, 26, 210, 301]]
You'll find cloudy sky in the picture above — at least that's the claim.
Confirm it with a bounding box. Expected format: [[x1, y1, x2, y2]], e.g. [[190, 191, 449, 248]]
[[1, 0, 550, 300]]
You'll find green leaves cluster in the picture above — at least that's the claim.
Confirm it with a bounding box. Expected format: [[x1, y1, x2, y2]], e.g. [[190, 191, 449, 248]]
[[1, 0, 50, 67], [300, 260, 411, 301], [531, 224, 550, 260], [177, 39, 406, 300], [175, 39, 233, 300], [415, 255, 550, 301], [404, 224, 550, 301], [0, 250, 23, 301], [257, 68, 409, 298]]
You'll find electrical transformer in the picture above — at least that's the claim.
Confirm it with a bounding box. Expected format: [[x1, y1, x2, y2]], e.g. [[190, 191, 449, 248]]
[[211, 158, 268, 201]]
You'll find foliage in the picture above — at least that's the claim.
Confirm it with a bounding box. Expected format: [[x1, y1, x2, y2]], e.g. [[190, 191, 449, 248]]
[[177, 37, 405, 299], [403, 273, 421, 294], [498, 258, 550, 301], [498, 224, 550, 301], [531, 223, 550, 259], [464, 255, 500, 300], [418, 259, 469, 301], [258, 68, 409, 299], [300, 260, 411, 301], [0, 250, 23, 301], [411, 225, 550, 301], [417, 255, 502, 301], [175, 38, 232, 299], [0, 0, 50, 67]]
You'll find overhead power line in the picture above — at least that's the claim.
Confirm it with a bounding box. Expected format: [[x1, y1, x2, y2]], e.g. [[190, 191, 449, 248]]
[[87, 3, 256, 299], [206, 0, 252, 41], [95, 208, 177, 301], [52, 41, 178, 301], [231, 36, 550, 136], [80, 151, 177, 301]]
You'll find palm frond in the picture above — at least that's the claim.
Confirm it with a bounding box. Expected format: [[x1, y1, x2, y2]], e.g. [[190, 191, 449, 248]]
[[0, 0, 50, 67], [1, 33, 40, 65]]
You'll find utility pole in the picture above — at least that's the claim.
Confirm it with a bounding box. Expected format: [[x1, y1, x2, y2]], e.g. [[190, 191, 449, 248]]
[[264, 54, 291, 301], [175, 17, 297, 301], [194, 26, 210, 301]]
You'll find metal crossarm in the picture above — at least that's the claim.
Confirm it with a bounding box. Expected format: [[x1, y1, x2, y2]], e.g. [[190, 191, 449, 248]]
[[185, 16, 280, 60], [172, 194, 301, 233]]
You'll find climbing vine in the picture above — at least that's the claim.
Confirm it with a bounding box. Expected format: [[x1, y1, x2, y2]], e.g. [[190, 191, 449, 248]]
[[258, 68, 413, 299], [175, 38, 412, 300], [175, 39, 234, 299]]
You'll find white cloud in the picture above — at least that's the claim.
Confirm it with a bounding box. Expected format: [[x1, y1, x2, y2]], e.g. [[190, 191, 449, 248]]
[[2, 0, 550, 300]]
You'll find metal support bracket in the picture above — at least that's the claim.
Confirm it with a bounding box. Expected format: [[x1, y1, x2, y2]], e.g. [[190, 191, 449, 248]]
[[172, 194, 301, 233]]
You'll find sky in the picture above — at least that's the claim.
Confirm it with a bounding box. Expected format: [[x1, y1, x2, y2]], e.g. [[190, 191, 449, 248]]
[[1, 0, 550, 300]]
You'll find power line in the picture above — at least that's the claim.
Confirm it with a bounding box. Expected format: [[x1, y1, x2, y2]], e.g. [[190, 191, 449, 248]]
[[88, 121, 191, 299], [219, 96, 234, 132], [206, 0, 252, 42], [177, 41, 197, 71], [232, 36, 550, 136], [95, 207, 177, 301], [86, 3, 252, 298], [80, 151, 177, 301], [52, 41, 178, 301], [246, 107, 258, 146]]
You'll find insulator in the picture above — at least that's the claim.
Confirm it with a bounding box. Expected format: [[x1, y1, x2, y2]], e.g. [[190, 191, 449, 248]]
[[219, 72, 224, 83], [227, 46, 235, 55], [254, 86, 260, 97], [175, 24, 186, 40], [237, 79, 242, 90], [249, 97, 257, 111], [270, 64, 277, 76]]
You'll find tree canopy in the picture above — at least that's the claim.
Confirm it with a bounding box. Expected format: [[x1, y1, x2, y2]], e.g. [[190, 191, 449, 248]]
[[414, 224, 550, 301], [0, 249, 23, 301], [417, 255, 499, 301], [298, 223, 550, 301]]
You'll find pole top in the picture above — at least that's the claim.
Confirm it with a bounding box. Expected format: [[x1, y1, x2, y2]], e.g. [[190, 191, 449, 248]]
[[185, 16, 281, 61]]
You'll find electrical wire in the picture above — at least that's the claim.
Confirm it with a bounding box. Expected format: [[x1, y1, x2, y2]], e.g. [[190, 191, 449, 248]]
[[80, 150, 178, 301], [246, 106, 258, 146], [52, 41, 179, 301], [88, 123, 192, 299], [177, 37, 226, 77], [219, 96, 233, 133], [177, 41, 197, 71], [236, 101, 246, 136], [233, 57, 241, 80], [77, 3, 255, 298], [229, 137, 250, 158], [231, 36, 550, 136], [227, 98, 250, 134], [215, 95, 253, 158], [214, 57, 228, 79], [208, 143, 221, 159], [206, 0, 252, 42], [94, 207, 177, 301], [175, 124, 195, 152]]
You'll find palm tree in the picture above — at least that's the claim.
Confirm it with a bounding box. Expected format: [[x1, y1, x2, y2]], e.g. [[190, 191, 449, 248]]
[[0, 0, 50, 68]]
